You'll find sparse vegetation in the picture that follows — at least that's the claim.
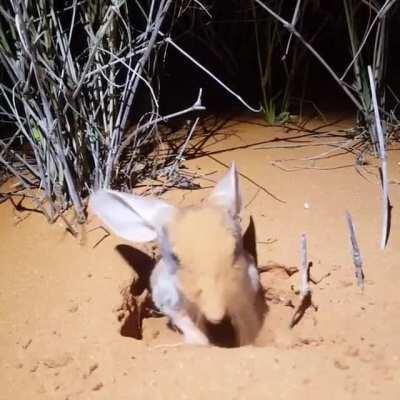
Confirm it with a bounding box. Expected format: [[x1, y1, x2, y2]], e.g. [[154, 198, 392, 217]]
[[0, 0, 399, 245]]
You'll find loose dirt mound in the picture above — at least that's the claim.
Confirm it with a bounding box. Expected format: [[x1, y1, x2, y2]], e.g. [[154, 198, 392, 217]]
[[1, 116, 400, 399]]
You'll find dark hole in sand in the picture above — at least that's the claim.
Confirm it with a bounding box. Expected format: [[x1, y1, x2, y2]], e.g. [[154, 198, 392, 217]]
[[204, 315, 238, 348]]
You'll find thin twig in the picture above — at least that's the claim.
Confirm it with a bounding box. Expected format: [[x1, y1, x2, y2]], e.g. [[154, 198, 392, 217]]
[[299, 234, 310, 297], [289, 234, 315, 329], [282, 0, 302, 60], [163, 36, 261, 113], [345, 211, 365, 290], [254, 0, 363, 111], [367, 65, 389, 249]]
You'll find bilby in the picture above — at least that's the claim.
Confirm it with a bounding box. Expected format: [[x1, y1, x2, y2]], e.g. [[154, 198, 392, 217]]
[[89, 162, 264, 346]]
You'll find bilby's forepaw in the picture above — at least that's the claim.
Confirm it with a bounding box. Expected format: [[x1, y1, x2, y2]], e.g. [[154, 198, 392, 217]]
[[183, 330, 210, 346]]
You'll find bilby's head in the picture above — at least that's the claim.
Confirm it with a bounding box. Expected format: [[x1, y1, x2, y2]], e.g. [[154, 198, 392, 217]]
[[89, 162, 248, 323]]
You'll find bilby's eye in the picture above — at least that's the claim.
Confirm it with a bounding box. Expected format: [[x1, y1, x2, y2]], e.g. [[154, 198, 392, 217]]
[[170, 252, 180, 265]]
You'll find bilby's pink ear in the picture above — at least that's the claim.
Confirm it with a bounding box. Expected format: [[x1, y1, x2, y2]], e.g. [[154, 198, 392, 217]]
[[208, 162, 242, 216], [89, 190, 176, 242]]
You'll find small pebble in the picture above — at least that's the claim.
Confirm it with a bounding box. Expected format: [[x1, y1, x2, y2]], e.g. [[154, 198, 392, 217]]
[[334, 359, 350, 370], [89, 363, 99, 374], [92, 382, 103, 391], [68, 304, 79, 313], [83, 362, 99, 379], [30, 363, 39, 373], [43, 353, 73, 368]]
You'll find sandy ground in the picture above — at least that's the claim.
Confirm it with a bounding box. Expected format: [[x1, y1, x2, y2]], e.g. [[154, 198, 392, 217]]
[[1, 115, 400, 399]]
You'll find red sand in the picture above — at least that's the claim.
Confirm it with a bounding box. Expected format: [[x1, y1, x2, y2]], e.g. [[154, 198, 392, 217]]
[[1, 116, 400, 399]]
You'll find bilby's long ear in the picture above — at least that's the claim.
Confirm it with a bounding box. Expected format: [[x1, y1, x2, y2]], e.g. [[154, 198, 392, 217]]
[[89, 190, 176, 242], [207, 162, 242, 216]]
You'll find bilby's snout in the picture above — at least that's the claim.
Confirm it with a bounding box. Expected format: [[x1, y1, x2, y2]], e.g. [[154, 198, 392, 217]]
[[200, 296, 226, 324], [206, 314, 225, 324]]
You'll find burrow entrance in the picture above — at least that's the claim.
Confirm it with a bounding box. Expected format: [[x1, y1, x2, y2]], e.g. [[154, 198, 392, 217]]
[[113, 244, 323, 348]]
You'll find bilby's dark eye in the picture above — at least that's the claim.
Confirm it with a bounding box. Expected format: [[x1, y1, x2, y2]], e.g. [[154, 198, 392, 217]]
[[170, 252, 180, 265]]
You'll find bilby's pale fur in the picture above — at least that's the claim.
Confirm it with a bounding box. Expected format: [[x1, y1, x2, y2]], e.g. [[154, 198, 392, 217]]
[[89, 163, 264, 346]]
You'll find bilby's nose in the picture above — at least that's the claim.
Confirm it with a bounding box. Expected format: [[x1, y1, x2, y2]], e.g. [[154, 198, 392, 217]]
[[201, 302, 225, 324]]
